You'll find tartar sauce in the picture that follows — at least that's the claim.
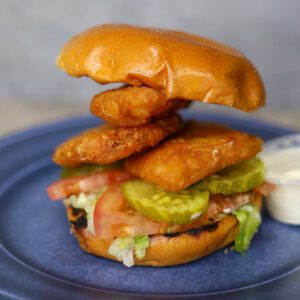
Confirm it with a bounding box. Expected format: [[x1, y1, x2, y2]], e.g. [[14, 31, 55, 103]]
[[263, 148, 300, 185], [261, 147, 300, 225]]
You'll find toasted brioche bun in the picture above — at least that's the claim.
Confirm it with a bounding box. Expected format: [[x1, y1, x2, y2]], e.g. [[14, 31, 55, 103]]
[[57, 24, 265, 112], [66, 193, 262, 266]]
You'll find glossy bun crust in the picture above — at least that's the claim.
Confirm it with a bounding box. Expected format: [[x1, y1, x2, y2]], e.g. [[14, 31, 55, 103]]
[[67, 194, 262, 266], [57, 24, 265, 112]]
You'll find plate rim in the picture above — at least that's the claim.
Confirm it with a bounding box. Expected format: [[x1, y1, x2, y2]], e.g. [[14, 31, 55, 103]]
[[0, 110, 299, 299], [0, 109, 296, 149]]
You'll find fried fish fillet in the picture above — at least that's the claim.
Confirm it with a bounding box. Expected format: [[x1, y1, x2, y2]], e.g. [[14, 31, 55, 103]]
[[90, 86, 189, 126], [125, 121, 263, 192], [53, 115, 181, 167]]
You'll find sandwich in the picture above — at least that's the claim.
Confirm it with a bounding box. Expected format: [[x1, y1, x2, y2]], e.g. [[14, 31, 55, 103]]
[[47, 24, 274, 267]]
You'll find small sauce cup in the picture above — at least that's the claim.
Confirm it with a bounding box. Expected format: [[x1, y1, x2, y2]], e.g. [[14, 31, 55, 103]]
[[260, 134, 300, 225]]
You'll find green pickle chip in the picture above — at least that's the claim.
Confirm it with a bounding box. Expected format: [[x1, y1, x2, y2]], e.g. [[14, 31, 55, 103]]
[[194, 158, 264, 195], [122, 180, 209, 225], [60, 161, 123, 178], [121, 158, 263, 224]]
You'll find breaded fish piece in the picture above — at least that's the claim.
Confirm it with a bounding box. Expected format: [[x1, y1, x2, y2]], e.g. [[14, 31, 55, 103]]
[[53, 115, 181, 167], [90, 86, 189, 126], [125, 121, 263, 192]]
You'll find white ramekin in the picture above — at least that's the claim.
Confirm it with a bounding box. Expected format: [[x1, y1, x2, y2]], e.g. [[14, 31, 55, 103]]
[[260, 134, 300, 225]]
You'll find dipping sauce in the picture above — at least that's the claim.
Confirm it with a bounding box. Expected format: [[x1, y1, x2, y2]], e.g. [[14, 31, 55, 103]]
[[263, 148, 300, 185], [261, 137, 300, 225]]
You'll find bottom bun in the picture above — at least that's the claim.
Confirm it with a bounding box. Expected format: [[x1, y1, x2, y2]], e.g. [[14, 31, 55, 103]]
[[66, 193, 262, 266]]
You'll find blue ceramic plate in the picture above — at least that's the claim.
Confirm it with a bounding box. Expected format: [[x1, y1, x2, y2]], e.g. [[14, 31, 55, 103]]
[[1, 110, 300, 300]]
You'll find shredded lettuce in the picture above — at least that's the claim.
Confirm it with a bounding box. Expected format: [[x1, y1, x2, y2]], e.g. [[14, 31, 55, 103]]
[[64, 190, 105, 234], [108, 237, 135, 267], [233, 204, 261, 253], [134, 235, 150, 260], [108, 235, 150, 267]]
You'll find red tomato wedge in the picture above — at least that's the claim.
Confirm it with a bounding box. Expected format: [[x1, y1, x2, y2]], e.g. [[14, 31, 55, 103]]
[[168, 192, 252, 233], [93, 185, 166, 239], [47, 169, 133, 200], [254, 181, 276, 196], [93, 187, 257, 239]]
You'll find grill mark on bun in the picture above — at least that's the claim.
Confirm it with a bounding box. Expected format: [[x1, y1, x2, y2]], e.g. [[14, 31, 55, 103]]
[[69, 205, 220, 236], [71, 215, 87, 229], [164, 222, 219, 238], [70, 207, 87, 229], [187, 222, 219, 236], [71, 207, 84, 217]]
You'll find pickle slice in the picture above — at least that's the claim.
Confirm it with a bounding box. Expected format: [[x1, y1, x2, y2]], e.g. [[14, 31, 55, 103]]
[[195, 158, 264, 195], [60, 161, 123, 178], [122, 180, 209, 224]]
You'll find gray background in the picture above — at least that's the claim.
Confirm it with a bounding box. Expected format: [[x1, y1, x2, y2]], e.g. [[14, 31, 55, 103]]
[[1, 0, 300, 109]]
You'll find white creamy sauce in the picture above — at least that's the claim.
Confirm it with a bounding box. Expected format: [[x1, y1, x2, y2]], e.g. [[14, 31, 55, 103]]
[[262, 147, 300, 225], [190, 211, 202, 220], [223, 208, 233, 214], [262, 148, 300, 184]]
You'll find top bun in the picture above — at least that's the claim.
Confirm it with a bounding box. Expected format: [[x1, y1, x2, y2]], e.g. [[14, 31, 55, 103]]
[[57, 24, 265, 112]]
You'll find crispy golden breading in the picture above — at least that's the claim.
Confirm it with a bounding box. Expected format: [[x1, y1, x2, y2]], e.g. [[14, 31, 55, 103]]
[[125, 121, 263, 192], [90, 86, 189, 126], [53, 115, 181, 167]]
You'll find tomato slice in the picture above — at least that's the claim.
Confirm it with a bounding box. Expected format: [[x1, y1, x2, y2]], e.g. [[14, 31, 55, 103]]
[[93, 185, 166, 239], [168, 192, 252, 233], [47, 169, 133, 200], [254, 181, 276, 196], [93, 188, 256, 239]]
